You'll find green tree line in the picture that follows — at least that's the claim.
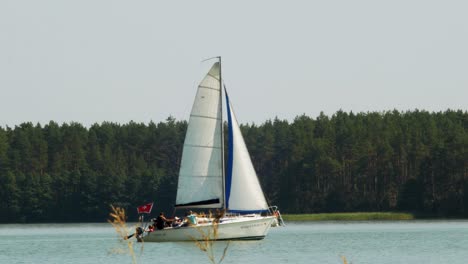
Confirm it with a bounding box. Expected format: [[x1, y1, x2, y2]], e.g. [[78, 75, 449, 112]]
[[0, 110, 467, 223]]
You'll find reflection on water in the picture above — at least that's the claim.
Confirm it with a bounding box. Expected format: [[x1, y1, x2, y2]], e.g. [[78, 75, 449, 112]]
[[1, 220, 468, 264]]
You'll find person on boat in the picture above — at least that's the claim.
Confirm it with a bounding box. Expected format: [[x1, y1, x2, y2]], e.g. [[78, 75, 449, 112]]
[[186, 210, 198, 225], [147, 223, 155, 232], [125, 226, 144, 241], [215, 209, 223, 218], [135, 226, 144, 242], [177, 213, 189, 227], [172, 216, 183, 228], [155, 212, 170, 230]]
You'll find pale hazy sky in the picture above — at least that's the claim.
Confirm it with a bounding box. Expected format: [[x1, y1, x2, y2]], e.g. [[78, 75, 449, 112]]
[[1, 0, 467, 127]]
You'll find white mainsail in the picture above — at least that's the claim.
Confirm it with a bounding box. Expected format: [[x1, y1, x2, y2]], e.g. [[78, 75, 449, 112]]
[[225, 92, 269, 213], [175, 62, 224, 208]]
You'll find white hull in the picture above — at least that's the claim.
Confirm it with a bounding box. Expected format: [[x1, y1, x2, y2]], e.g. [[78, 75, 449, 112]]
[[143, 216, 275, 242]]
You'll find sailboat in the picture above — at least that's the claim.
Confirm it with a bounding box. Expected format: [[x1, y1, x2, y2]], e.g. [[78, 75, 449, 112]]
[[144, 58, 278, 242]]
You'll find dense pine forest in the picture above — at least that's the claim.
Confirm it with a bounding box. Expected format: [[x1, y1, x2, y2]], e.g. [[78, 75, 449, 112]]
[[0, 110, 467, 223]]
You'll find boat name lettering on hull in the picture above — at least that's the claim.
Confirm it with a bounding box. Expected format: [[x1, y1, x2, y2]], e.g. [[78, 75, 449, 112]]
[[240, 222, 265, 229]]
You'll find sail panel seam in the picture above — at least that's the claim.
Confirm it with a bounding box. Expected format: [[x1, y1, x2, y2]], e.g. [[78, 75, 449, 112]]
[[179, 175, 222, 178], [184, 144, 222, 149], [206, 73, 220, 80], [190, 114, 221, 121], [199, 85, 220, 92]]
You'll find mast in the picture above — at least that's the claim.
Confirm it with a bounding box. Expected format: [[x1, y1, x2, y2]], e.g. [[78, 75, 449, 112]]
[[219, 56, 226, 212]]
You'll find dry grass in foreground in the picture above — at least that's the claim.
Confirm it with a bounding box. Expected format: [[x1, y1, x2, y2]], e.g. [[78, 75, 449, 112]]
[[191, 211, 230, 264], [341, 255, 349, 264], [108, 205, 142, 264]]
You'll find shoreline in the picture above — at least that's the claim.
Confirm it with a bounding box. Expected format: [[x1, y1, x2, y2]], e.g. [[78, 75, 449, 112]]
[[2, 212, 467, 224], [282, 212, 416, 221]]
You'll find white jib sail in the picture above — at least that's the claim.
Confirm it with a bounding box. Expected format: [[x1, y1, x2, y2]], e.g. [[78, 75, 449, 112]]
[[176, 62, 224, 208], [226, 96, 269, 212]]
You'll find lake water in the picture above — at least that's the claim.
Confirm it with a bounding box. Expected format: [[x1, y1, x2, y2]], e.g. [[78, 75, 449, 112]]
[[1, 220, 468, 264]]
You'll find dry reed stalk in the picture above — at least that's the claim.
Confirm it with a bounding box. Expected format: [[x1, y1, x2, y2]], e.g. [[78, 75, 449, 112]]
[[191, 211, 230, 264], [108, 205, 142, 264]]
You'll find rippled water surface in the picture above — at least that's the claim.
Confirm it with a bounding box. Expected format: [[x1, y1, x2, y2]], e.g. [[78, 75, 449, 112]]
[[1, 220, 468, 263]]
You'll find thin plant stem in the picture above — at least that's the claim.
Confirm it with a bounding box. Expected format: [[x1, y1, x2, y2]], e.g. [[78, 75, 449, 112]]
[[108, 205, 141, 264]]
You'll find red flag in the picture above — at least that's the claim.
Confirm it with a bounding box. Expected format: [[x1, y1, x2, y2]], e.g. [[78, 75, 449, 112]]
[[137, 202, 153, 214]]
